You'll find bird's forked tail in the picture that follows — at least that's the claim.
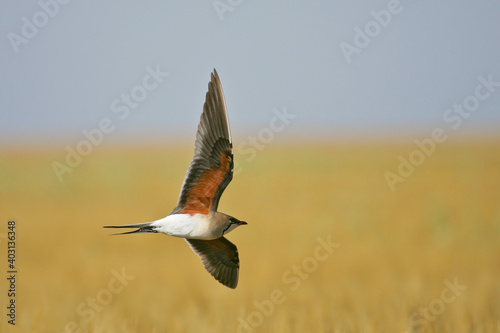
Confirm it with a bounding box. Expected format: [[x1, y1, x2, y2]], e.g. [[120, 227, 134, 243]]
[[103, 222, 157, 235]]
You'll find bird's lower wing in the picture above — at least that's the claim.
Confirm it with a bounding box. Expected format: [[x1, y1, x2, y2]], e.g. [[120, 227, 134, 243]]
[[185, 237, 240, 289]]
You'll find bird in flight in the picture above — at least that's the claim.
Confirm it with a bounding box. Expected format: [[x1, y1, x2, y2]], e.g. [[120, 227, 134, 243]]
[[105, 69, 247, 289]]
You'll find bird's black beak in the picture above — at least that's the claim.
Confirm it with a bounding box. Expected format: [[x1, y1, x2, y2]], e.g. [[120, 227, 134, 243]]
[[238, 221, 247, 225]]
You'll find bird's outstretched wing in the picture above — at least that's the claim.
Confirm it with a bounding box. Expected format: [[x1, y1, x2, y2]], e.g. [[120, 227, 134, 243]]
[[186, 237, 240, 288], [172, 69, 233, 215]]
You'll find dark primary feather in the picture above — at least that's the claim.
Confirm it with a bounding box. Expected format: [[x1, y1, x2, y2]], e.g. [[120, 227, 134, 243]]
[[186, 237, 240, 289], [173, 69, 234, 215]]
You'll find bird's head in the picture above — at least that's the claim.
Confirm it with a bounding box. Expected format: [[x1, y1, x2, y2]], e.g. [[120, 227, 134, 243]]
[[222, 217, 247, 236]]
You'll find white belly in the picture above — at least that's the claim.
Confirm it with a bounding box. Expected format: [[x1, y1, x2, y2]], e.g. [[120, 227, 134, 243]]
[[151, 214, 214, 239]]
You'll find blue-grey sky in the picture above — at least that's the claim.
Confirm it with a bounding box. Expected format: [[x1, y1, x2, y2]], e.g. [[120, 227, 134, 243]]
[[1, 1, 500, 147]]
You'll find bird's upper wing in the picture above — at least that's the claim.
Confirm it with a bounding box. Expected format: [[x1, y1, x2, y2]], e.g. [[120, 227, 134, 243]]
[[185, 237, 240, 288], [172, 69, 233, 215]]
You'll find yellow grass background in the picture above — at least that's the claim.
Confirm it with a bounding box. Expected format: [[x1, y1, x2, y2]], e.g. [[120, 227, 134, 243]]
[[1, 141, 500, 332]]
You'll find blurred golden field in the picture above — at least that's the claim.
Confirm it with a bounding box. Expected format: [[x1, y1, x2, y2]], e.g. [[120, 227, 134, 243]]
[[1, 140, 500, 332]]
